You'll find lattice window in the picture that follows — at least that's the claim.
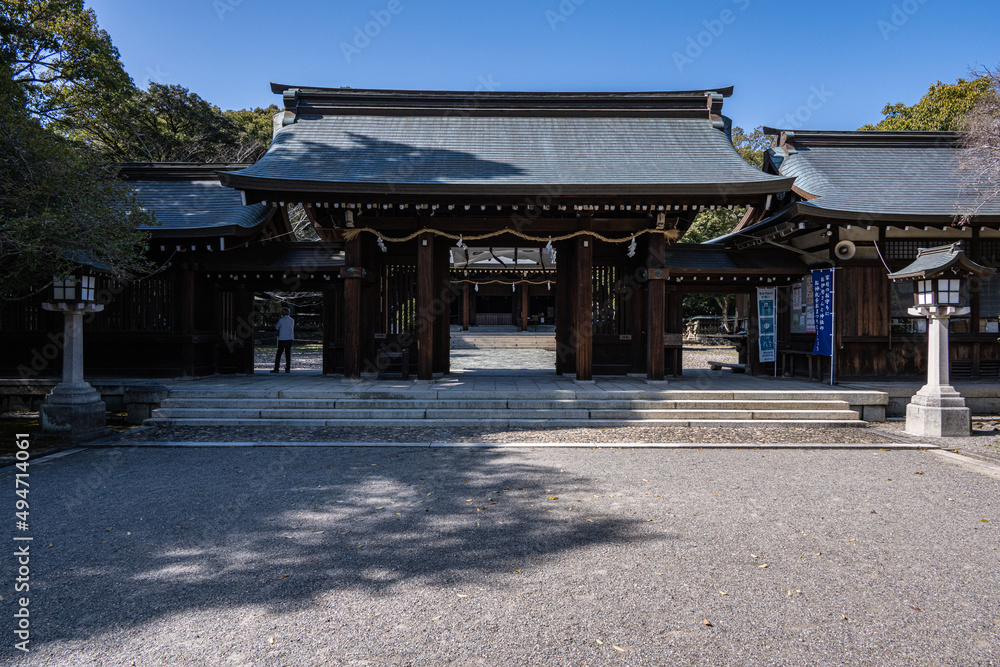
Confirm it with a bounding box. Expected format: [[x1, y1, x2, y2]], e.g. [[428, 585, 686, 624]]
[[885, 239, 966, 262], [592, 265, 623, 336], [88, 278, 174, 333], [0, 293, 45, 332], [380, 264, 417, 334], [979, 240, 1000, 267]]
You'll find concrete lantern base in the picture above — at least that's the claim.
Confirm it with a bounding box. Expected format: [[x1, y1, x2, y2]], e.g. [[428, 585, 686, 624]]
[[904, 384, 971, 437], [40, 381, 109, 441]]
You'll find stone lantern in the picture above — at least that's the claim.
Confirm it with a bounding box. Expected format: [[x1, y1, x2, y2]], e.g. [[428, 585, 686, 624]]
[[887, 243, 994, 437], [40, 265, 108, 440]]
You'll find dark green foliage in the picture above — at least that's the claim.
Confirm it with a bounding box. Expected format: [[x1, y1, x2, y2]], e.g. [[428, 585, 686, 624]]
[[859, 77, 994, 131], [1, 0, 155, 298]]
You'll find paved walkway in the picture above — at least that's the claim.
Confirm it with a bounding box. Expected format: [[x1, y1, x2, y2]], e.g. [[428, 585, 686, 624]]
[[7, 444, 999, 665]]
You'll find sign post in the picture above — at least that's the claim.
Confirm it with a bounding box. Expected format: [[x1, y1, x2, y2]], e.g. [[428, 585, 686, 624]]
[[811, 269, 835, 385], [756, 287, 776, 376]]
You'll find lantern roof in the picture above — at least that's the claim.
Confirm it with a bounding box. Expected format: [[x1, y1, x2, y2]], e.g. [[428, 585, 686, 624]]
[[887, 243, 995, 280]]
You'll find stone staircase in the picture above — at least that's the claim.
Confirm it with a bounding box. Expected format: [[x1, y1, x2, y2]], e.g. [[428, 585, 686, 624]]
[[146, 389, 872, 428]]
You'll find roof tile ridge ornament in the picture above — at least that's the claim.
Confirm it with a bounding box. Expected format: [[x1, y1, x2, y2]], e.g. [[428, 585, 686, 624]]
[[268, 82, 736, 118], [762, 127, 965, 150]]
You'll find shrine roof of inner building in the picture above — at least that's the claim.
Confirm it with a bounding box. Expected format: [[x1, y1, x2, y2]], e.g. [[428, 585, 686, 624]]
[[218, 85, 794, 211]]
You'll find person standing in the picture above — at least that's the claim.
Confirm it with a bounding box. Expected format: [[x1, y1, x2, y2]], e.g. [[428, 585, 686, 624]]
[[271, 307, 295, 373]]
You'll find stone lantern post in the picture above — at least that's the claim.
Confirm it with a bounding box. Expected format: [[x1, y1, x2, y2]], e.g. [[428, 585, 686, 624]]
[[39, 270, 109, 440], [887, 244, 994, 437]]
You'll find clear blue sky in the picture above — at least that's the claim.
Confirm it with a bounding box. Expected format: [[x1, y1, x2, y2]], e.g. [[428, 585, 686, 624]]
[[84, 0, 998, 131]]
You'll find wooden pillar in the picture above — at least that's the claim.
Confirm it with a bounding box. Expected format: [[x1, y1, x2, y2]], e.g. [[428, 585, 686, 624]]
[[433, 240, 450, 375], [520, 285, 529, 332], [417, 233, 435, 380], [462, 284, 470, 331], [177, 269, 195, 377], [238, 287, 254, 375], [647, 233, 666, 381], [556, 240, 574, 375], [343, 235, 363, 378], [574, 237, 593, 381]]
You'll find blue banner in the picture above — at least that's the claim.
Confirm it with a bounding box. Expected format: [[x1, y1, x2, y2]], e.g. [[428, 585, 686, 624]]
[[757, 287, 776, 363], [812, 269, 833, 357]]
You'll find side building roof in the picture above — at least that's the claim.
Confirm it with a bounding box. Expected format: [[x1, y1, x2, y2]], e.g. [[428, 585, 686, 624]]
[[120, 164, 274, 238], [219, 86, 793, 206], [761, 129, 1000, 224]]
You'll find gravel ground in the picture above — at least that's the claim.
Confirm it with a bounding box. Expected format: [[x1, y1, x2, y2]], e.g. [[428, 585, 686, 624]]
[[869, 419, 1000, 464], [5, 446, 998, 665], [118, 423, 903, 445]]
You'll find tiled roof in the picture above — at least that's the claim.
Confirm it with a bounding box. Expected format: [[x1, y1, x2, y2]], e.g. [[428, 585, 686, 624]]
[[887, 243, 995, 279], [121, 166, 272, 237], [221, 87, 793, 200], [764, 130, 1000, 222], [228, 115, 790, 192]]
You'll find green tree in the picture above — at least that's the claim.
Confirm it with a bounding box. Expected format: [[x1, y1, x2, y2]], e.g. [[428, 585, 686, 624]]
[[222, 105, 279, 162], [859, 77, 993, 131], [3, 0, 134, 126], [1, 0, 155, 298], [731, 125, 769, 168], [80, 83, 278, 163]]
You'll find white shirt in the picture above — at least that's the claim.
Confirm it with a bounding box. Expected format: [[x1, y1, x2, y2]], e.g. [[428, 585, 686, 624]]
[[275, 315, 295, 341]]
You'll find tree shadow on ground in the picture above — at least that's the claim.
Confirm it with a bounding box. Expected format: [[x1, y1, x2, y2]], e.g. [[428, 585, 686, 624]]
[[29, 446, 665, 645]]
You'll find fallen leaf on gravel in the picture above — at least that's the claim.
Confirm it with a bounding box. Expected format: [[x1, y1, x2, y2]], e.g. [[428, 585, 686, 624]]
[[278, 574, 289, 580], [981, 519, 990, 523], [432, 616, 441, 621], [549, 496, 559, 500], [613, 645, 626, 652], [340, 531, 349, 535], [911, 606, 922, 612], [703, 619, 713, 627], [313, 531, 324, 534], [915, 472, 924, 475]]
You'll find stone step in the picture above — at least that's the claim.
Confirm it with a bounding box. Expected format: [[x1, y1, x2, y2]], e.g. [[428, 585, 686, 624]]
[[150, 407, 858, 421], [145, 418, 867, 429], [162, 388, 884, 402], [157, 397, 854, 413], [588, 409, 859, 420]]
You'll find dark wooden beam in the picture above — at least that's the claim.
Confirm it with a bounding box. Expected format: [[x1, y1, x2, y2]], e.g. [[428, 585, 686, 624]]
[[462, 284, 470, 332], [417, 232, 435, 380], [556, 240, 574, 376], [520, 285, 529, 332], [343, 235, 363, 378], [575, 236, 594, 381], [433, 240, 451, 375], [647, 233, 666, 381]]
